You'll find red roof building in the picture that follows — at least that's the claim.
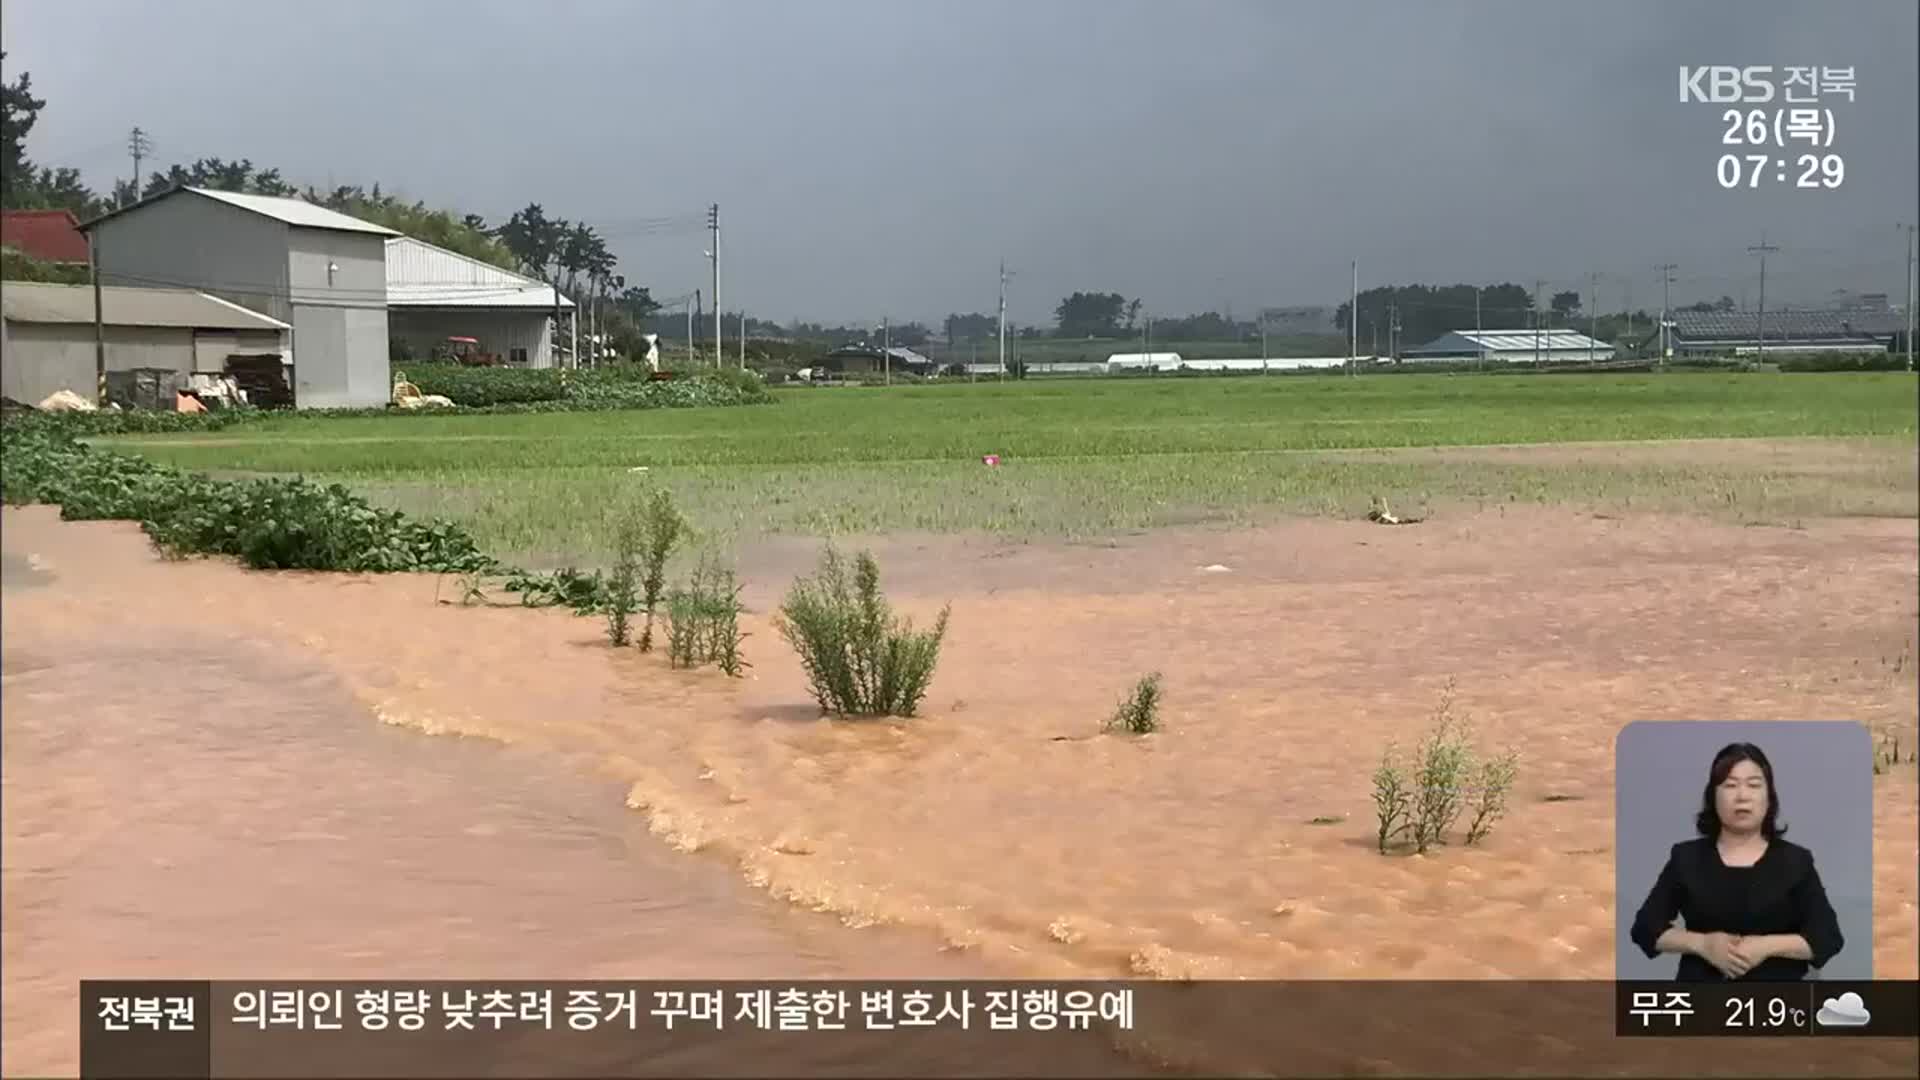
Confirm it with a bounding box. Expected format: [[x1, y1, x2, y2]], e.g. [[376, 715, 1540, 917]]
[[1, 209, 90, 264]]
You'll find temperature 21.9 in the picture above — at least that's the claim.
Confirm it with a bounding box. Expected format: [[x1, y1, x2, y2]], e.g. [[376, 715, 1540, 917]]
[[1718, 153, 1844, 189], [1724, 994, 1807, 1030]]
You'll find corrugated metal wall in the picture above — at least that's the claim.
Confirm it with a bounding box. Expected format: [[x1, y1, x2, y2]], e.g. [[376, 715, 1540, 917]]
[[0, 323, 196, 404]]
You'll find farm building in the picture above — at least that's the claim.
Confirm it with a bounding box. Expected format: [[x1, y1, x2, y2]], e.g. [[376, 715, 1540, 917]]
[[1401, 329, 1615, 364], [385, 236, 576, 368], [1, 281, 289, 407], [80, 186, 398, 409], [1666, 309, 1901, 357], [818, 343, 936, 376], [2, 209, 90, 265]]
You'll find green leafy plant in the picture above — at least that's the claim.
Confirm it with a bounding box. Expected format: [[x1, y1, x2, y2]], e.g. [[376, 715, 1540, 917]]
[[1464, 747, 1521, 845], [636, 489, 688, 652], [604, 509, 643, 646], [1371, 744, 1415, 854], [774, 546, 950, 717], [1105, 672, 1164, 734], [663, 553, 747, 675], [1409, 681, 1475, 854]]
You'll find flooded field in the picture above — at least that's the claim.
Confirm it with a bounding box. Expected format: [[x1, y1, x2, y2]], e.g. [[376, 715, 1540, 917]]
[[4, 499, 1917, 1076]]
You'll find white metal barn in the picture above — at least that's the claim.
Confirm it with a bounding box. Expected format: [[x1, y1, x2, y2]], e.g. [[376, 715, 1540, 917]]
[[384, 236, 575, 368], [1, 282, 289, 406], [80, 186, 399, 408], [1401, 329, 1615, 364]]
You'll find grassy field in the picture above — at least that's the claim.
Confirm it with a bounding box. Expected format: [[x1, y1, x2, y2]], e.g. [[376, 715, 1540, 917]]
[[105, 372, 1918, 565]]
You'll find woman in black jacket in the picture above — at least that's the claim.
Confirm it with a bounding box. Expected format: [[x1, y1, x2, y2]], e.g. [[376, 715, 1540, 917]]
[[1629, 742, 1844, 981]]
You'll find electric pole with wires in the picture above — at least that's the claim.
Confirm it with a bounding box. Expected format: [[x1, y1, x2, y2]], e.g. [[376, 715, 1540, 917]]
[[1748, 235, 1778, 365], [125, 127, 151, 207]]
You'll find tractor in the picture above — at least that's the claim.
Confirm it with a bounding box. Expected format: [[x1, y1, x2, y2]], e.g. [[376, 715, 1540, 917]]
[[431, 336, 501, 366]]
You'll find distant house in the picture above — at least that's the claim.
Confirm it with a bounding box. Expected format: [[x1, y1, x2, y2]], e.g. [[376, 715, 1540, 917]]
[[1666, 309, 1899, 357], [384, 236, 576, 368], [819, 343, 935, 376], [1, 281, 290, 406], [80, 186, 399, 408], [1, 209, 89, 265], [1401, 329, 1615, 364]]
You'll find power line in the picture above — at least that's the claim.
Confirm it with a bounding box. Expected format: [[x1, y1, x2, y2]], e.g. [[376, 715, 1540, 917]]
[[1748, 234, 1779, 364]]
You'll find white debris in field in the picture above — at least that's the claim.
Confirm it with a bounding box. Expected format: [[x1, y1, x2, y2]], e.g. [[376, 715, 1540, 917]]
[[628, 466, 649, 473], [1367, 496, 1424, 526], [1200, 564, 1232, 573], [36, 389, 95, 412]]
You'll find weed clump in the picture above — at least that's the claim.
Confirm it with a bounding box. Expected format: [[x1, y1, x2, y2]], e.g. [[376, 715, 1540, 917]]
[[604, 509, 643, 646], [636, 490, 687, 652], [1372, 680, 1519, 855], [665, 554, 748, 676], [775, 546, 949, 717], [1105, 673, 1164, 734]]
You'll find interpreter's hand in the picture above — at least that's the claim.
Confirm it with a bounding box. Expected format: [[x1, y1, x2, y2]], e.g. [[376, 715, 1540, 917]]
[[1727, 936, 1771, 975], [1696, 932, 1749, 978]]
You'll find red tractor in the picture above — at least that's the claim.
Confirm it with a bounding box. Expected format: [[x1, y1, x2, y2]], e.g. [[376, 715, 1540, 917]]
[[432, 336, 501, 366]]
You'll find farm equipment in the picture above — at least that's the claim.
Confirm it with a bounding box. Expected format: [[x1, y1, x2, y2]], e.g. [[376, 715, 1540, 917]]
[[432, 336, 501, 366]]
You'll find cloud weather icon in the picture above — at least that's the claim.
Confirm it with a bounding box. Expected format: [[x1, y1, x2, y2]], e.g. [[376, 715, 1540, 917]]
[[1815, 992, 1870, 1028]]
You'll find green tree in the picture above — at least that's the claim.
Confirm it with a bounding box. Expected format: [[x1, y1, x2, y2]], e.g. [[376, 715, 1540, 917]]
[[1, 52, 45, 204], [1053, 291, 1129, 337], [1551, 290, 1581, 318]]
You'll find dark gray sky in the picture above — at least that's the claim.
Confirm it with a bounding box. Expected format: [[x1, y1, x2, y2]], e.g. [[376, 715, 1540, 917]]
[[5, 0, 1916, 327]]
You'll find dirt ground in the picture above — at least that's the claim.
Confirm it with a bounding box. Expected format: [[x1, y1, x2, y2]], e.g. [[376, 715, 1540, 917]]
[[5, 493, 1914, 984]]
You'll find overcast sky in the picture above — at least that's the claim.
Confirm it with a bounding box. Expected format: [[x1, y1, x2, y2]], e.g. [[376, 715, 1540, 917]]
[[5, 0, 1916, 326]]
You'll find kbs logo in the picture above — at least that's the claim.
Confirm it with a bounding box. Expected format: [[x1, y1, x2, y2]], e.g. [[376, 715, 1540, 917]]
[[1679, 66, 1775, 103]]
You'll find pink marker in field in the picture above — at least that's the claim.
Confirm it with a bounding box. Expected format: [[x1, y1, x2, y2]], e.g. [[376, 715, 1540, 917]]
[[982, 454, 1001, 467]]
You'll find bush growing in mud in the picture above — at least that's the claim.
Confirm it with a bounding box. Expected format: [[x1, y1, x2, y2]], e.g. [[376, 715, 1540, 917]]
[[1372, 681, 1519, 854], [604, 510, 644, 646], [664, 553, 748, 676], [775, 546, 950, 717], [636, 490, 688, 652], [1105, 672, 1164, 734]]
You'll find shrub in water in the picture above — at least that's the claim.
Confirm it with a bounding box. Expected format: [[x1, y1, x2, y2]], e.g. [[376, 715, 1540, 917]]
[[1105, 673, 1164, 734], [664, 554, 748, 676], [1464, 747, 1520, 846], [604, 509, 643, 646], [636, 489, 688, 652], [1409, 681, 1474, 854], [1371, 746, 1415, 854], [775, 546, 950, 717]]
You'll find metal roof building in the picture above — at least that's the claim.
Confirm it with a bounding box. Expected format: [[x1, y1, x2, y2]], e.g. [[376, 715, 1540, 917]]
[[385, 236, 576, 368], [1402, 329, 1615, 363], [81, 186, 397, 408], [1667, 309, 1900, 356], [2, 282, 290, 406]]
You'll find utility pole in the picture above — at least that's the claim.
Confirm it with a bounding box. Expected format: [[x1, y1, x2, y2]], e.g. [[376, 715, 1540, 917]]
[[997, 260, 1008, 380], [707, 204, 722, 367], [1533, 280, 1544, 364], [689, 290, 699, 366], [1475, 286, 1484, 369], [125, 127, 150, 208], [1749, 235, 1778, 364], [90, 229, 106, 406], [1903, 224, 1916, 371], [882, 316, 891, 386], [1589, 271, 1598, 365], [1389, 303, 1401, 363], [1348, 260, 1358, 376], [739, 311, 746, 369], [1657, 263, 1678, 366]]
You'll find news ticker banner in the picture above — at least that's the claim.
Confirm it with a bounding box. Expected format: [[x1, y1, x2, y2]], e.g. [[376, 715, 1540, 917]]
[[81, 980, 1920, 1080]]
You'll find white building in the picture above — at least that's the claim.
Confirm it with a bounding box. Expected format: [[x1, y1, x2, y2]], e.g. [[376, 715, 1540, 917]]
[[2, 282, 289, 406], [1401, 329, 1615, 364], [384, 236, 576, 367]]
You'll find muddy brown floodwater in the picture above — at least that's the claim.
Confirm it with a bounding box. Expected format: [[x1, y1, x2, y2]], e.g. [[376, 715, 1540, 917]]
[[4, 501, 1917, 1078]]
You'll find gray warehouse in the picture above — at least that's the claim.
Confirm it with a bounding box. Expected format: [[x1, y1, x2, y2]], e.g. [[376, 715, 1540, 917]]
[[1, 282, 290, 406], [80, 186, 398, 408]]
